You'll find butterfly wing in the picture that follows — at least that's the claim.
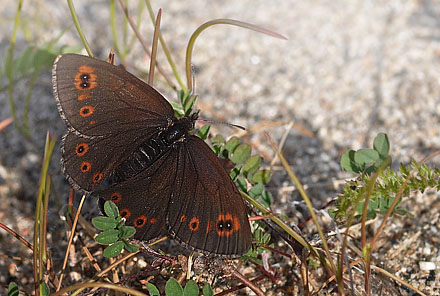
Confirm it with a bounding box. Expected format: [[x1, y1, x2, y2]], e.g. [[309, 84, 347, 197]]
[[53, 53, 176, 191], [167, 136, 252, 257], [52, 54, 174, 137], [98, 149, 179, 241], [61, 128, 161, 192]]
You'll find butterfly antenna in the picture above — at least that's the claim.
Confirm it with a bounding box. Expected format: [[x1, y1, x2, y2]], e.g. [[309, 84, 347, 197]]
[[190, 66, 244, 130], [198, 118, 246, 131]]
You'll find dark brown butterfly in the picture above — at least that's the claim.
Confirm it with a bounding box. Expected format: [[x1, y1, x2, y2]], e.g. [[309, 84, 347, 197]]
[[52, 53, 252, 256]]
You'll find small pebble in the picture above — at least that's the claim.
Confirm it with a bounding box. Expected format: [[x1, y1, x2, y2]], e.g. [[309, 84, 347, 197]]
[[419, 261, 436, 271]]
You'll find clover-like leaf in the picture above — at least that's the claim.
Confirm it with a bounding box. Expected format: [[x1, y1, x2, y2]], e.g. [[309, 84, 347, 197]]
[[103, 241, 124, 258], [92, 216, 119, 231], [248, 183, 264, 198], [183, 280, 199, 296], [104, 201, 119, 219], [373, 133, 390, 158], [224, 137, 240, 154], [340, 149, 362, 173], [236, 177, 248, 192], [119, 225, 136, 239], [354, 149, 379, 167], [123, 240, 140, 253], [243, 154, 261, 178], [202, 283, 214, 296], [231, 144, 251, 164], [165, 278, 184, 296], [95, 229, 120, 245], [147, 283, 160, 296], [252, 169, 271, 184]]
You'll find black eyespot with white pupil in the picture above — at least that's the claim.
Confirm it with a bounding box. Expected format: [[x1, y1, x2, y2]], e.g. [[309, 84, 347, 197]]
[[217, 220, 232, 231], [79, 73, 90, 89]]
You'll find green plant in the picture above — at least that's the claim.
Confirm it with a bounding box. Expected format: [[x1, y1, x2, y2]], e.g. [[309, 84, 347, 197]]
[[92, 201, 139, 257], [332, 133, 440, 221], [147, 278, 213, 296]]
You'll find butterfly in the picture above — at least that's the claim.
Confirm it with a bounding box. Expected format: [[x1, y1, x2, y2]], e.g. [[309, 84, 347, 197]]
[[52, 53, 252, 256]]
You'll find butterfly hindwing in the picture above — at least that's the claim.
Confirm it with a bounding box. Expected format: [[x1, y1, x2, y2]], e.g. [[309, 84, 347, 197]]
[[167, 136, 252, 257], [97, 149, 181, 241]]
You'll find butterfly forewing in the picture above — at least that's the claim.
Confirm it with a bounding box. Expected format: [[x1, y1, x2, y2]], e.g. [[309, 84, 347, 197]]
[[53, 54, 174, 137], [61, 127, 161, 192]]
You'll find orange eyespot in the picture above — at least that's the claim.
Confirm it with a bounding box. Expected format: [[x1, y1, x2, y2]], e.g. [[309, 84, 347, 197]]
[[110, 192, 122, 203], [134, 216, 147, 228], [216, 213, 240, 237], [120, 209, 131, 219], [75, 143, 89, 156], [80, 106, 95, 117], [80, 161, 91, 172], [93, 172, 103, 183], [189, 217, 200, 232]]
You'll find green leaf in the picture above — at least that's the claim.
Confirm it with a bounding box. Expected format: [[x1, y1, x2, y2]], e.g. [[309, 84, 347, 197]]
[[103, 241, 124, 258], [183, 280, 199, 296], [224, 137, 240, 154], [119, 225, 136, 238], [260, 190, 273, 207], [236, 177, 248, 192], [243, 155, 262, 178], [198, 124, 210, 140], [14, 46, 34, 77], [248, 183, 264, 198], [211, 134, 225, 146], [262, 232, 271, 245], [32, 47, 57, 70], [147, 283, 160, 296], [95, 229, 120, 245], [104, 201, 119, 218], [41, 282, 50, 296], [92, 216, 119, 230], [231, 144, 251, 164], [123, 240, 140, 253], [373, 133, 390, 158], [177, 90, 185, 105], [229, 165, 242, 181], [354, 149, 379, 166], [202, 283, 214, 296], [252, 169, 271, 184], [340, 150, 362, 173], [8, 282, 19, 296], [165, 278, 183, 296]]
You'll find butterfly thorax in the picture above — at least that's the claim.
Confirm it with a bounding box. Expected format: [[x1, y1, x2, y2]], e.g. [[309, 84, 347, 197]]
[[110, 114, 197, 183]]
